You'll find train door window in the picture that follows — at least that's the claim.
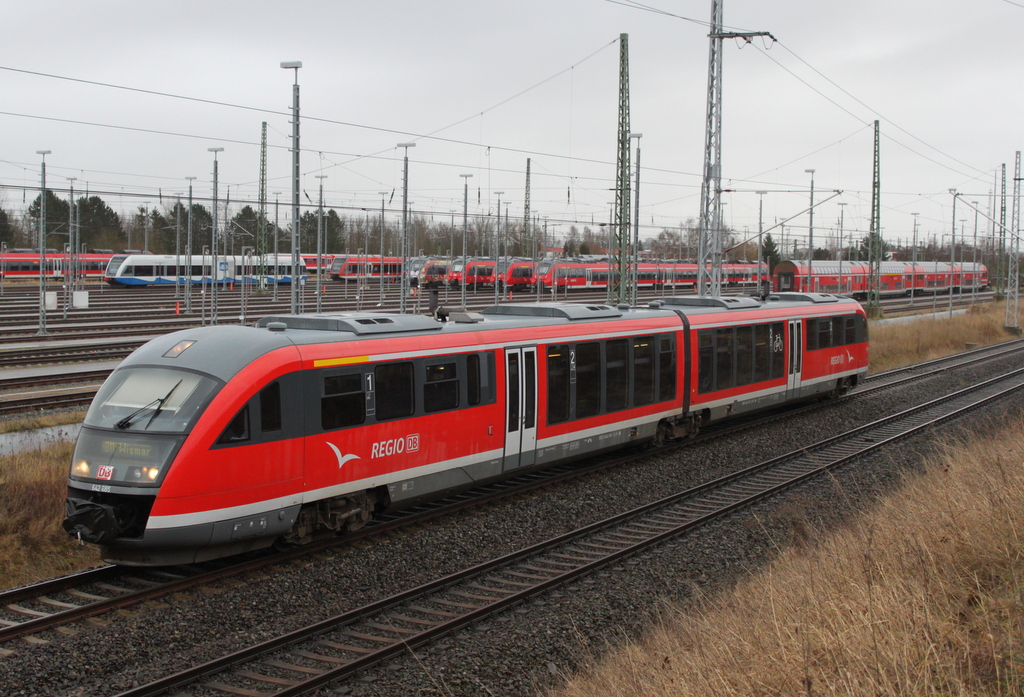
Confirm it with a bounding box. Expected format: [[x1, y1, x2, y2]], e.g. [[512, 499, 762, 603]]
[[606, 339, 629, 412], [322, 372, 365, 430], [217, 406, 250, 445], [754, 324, 770, 382], [698, 330, 714, 394], [507, 353, 520, 432], [575, 342, 601, 418], [633, 337, 655, 406], [658, 335, 676, 401], [260, 381, 281, 433], [467, 354, 481, 406], [715, 328, 734, 391], [547, 345, 570, 424], [735, 327, 754, 387], [524, 350, 536, 429], [424, 361, 459, 413], [375, 362, 414, 421]]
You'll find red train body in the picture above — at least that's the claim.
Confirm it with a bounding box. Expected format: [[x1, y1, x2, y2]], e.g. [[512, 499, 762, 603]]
[[773, 260, 988, 299], [63, 293, 868, 565], [0, 250, 115, 280], [535, 261, 768, 293], [329, 255, 403, 283]]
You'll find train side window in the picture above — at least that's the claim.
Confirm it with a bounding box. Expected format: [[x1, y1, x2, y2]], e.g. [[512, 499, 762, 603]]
[[633, 336, 655, 406], [260, 381, 281, 432], [575, 342, 601, 418], [424, 361, 459, 413], [658, 335, 676, 401], [467, 354, 481, 406], [715, 328, 734, 391], [770, 322, 785, 379], [856, 314, 868, 342], [735, 326, 754, 387], [375, 362, 414, 421], [606, 339, 629, 411], [811, 318, 827, 350], [832, 317, 845, 345], [754, 324, 770, 382], [547, 345, 570, 425], [217, 405, 250, 444], [698, 330, 714, 394], [844, 316, 857, 345], [322, 373, 365, 430]]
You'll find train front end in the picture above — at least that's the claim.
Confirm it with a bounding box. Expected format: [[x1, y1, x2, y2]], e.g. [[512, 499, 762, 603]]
[[62, 326, 299, 565]]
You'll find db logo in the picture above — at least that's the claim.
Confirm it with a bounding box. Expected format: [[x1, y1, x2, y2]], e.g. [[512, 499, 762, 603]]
[[406, 434, 420, 453], [97, 466, 114, 480]]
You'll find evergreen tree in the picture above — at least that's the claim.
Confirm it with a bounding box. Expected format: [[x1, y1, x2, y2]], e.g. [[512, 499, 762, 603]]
[[761, 233, 781, 273]]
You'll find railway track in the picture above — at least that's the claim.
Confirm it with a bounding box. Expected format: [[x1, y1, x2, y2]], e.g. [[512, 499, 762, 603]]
[[1, 340, 1018, 653], [108, 363, 1024, 697]]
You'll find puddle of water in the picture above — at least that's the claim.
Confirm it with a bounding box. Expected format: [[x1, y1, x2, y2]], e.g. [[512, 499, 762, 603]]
[[0, 424, 82, 457]]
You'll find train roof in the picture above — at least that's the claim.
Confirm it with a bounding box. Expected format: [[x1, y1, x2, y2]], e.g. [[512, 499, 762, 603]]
[[117, 296, 861, 384]]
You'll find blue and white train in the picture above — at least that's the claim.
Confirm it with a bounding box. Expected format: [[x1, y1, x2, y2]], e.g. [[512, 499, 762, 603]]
[[104, 254, 308, 287]]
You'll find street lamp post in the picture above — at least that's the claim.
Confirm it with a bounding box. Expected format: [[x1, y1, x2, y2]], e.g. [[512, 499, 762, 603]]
[[208, 147, 224, 325], [378, 191, 388, 306], [397, 142, 416, 313], [174, 193, 182, 299], [494, 191, 504, 306], [36, 150, 51, 336], [910, 211, 919, 305], [460, 174, 472, 309], [281, 61, 302, 315], [805, 169, 815, 292], [272, 192, 281, 301], [67, 176, 77, 296], [185, 177, 196, 313], [756, 190, 768, 297], [630, 133, 642, 305], [315, 174, 326, 314], [949, 189, 959, 318]]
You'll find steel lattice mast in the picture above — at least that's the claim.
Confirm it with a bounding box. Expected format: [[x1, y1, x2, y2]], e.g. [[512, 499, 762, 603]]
[[867, 120, 882, 316], [258, 121, 268, 281], [612, 33, 631, 305], [697, 0, 773, 297]]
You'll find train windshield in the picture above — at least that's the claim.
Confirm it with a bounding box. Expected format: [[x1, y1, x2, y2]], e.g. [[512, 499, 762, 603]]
[[105, 255, 128, 275], [84, 367, 218, 433]]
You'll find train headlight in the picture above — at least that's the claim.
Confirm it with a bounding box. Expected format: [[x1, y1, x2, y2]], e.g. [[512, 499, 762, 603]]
[[74, 460, 90, 477], [146, 467, 160, 481]]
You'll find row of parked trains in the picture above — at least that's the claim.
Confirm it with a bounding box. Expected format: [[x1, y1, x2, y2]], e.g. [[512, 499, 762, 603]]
[[0, 249, 993, 299], [64, 291, 871, 565]]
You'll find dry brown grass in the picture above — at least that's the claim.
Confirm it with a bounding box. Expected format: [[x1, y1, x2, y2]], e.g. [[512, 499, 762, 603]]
[[0, 443, 103, 589], [869, 301, 1016, 373], [0, 411, 85, 435], [548, 419, 1024, 697]]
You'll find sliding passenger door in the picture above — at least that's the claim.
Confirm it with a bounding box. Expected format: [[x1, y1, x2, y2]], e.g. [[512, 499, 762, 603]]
[[504, 346, 538, 471], [787, 318, 803, 397]]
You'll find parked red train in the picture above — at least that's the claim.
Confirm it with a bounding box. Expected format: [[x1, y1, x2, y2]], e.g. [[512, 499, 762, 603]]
[[329, 255, 403, 283], [63, 292, 868, 565], [0, 250, 116, 280], [773, 260, 988, 298], [535, 260, 767, 293]]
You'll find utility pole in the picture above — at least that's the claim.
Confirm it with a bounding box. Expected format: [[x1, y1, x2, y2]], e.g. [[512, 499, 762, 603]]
[[258, 121, 268, 284], [36, 150, 50, 336], [697, 0, 774, 297], [185, 177, 196, 313], [281, 61, 302, 315], [315, 174, 326, 314], [1007, 152, 1020, 332], [209, 147, 224, 325], [867, 119, 882, 317], [398, 142, 415, 313], [612, 33, 631, 305], [460, 174, 472, 310], [523, 158, 531, 267]]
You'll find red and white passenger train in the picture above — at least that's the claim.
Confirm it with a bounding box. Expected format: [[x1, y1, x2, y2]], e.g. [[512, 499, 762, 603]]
[[0, 250, 116, 280], [63, 292, 869, 565], [773, 260, 988, 299]]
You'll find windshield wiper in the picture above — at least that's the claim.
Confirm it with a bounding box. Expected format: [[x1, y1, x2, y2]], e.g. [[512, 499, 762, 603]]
[[144, 380, 182, 428], [115, 380, 182, 430]]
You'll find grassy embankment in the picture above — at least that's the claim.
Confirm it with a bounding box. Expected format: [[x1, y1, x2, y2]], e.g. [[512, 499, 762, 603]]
[[549, 301, 1024, 696], [0, 302, 1016, 593]]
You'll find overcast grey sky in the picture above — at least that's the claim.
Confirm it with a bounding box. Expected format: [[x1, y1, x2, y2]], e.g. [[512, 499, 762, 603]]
[[2, 0, 1022, 250]]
